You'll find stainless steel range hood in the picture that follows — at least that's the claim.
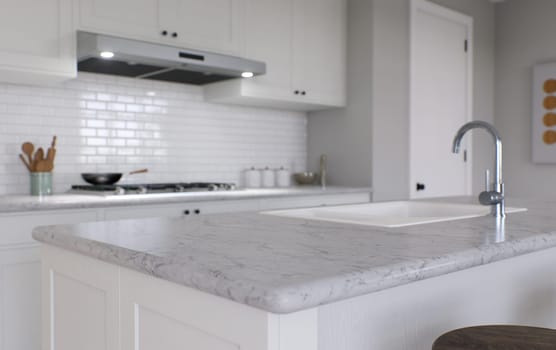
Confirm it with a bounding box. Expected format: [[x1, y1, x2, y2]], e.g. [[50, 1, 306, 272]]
[[77, 32, 266, 85]]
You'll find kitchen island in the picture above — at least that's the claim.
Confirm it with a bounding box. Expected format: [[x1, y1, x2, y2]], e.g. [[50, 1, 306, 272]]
[[33, 197, 556, 350]]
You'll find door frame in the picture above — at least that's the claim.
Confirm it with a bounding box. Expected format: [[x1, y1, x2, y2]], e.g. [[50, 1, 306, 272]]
[[409, 0, 473, 198]]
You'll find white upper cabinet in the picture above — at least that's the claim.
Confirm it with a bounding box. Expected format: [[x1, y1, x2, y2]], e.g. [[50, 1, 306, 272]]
[[78, 0, 242, 55], [159, 0, 242, 54], [241, 0, 294, 98], [292, 0, 346, 106], [204, 0, 347, 111], [78, 0, 161, 40], [0, 0, 76, 84]]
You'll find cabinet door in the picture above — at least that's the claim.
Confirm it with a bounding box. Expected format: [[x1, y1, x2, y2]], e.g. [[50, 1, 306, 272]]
[[243, 0, 294, 98], [0, 0, 75, 84], [42, 246, 119, 350], [292, 0, 346, 105], [159, 0, 242, 54], [0, 210, 99, 350], [103, 199, 260, 221], [0, 247, 40, 350], [78, 0, 161, 41]]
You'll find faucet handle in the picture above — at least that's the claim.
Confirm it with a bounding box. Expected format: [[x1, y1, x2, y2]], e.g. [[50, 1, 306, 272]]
[[484, 169, 491, 192], [479, 190, 503, 205]]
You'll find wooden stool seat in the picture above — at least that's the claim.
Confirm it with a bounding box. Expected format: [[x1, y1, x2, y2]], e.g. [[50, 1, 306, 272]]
[[432, 325, 556, 350]]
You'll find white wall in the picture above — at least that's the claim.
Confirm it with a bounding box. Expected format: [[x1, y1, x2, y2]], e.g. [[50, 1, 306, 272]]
[[495, 0, 556, 196], [308, 0, 495, 201], [0, 73, 307, 195], [370, 0, 411, 201], [306, 0, 373, 188]]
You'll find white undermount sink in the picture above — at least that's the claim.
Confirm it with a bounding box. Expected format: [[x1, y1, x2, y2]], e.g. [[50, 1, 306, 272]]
[[263, 201, 527, 228]]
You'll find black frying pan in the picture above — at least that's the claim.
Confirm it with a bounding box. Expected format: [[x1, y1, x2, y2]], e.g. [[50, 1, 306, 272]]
[[81, 169, 148, 185]]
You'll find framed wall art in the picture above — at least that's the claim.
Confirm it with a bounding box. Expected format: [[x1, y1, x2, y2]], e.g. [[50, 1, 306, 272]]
[[532, 62, 556, 163]]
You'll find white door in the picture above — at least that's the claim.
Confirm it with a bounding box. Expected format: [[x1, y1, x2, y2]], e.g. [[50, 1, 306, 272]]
[[409, 0, 472, 199]]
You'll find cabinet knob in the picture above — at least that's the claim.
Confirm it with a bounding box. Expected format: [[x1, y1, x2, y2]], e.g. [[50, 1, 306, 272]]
[[161, 30, 168, 36], [301, 91, 306, 96], [294, 90, 300, 95], [416, 183, 426, 191], [183, 209, 190, 215], [194, 209, 201, 215], [172, 32, 178, 38]]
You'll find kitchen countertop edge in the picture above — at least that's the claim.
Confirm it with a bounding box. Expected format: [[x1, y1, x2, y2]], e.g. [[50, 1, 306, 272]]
[[0, 186, 372, 213], [31, 212, 556, 314]]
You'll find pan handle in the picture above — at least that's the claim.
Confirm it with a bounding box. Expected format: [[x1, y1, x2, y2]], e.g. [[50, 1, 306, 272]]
[[129, 168, 149, 175]]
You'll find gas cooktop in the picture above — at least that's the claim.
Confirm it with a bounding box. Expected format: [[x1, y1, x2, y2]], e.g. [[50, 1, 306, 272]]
[[70, 182, 237, 196]]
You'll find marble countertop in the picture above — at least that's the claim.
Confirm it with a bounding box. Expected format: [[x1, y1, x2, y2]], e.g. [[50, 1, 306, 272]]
[[32, 197, 556, 314], [0, 186, 370, 213]]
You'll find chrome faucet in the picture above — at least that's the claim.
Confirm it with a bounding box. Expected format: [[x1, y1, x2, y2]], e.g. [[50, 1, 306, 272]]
[[452, 121, 505, 217]]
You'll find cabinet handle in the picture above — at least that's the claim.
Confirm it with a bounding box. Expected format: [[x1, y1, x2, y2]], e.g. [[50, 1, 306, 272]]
[[294, 90, 300, 95], [161, 30, 168, 36], [183, 209, 190, 215], [172, 32, 178, 38], [194, 209, 201, 215]]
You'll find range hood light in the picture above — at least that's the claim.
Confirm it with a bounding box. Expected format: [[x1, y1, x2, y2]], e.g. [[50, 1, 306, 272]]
[[241, 72, 254, 78], [100, 51, 114, 59]]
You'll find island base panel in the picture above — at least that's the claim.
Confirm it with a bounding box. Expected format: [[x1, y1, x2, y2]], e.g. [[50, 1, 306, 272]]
[[318, 246, 556, 350], [41, 244, 556, 350], [41, 245, 318, 350]]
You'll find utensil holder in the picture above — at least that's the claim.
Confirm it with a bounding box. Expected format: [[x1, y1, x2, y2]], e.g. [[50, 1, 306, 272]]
[[30, 172, 52, 196]]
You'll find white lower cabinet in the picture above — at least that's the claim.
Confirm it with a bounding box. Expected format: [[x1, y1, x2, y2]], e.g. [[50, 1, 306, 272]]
[[43, 245, 318, 350], [0, 191, 369, 349], [102, 198, 261, 221], [41, 245, 119, 350], [0, 210, 99, 350], [42, 241, 556, 350], [0, 246, 40, 350], [103, 193, 370, 221]]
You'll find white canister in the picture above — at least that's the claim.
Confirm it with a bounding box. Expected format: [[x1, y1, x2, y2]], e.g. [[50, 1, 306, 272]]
[[261, 167, 275, 188], [244, 167, 261, 188], [275, 167, 291, 187]]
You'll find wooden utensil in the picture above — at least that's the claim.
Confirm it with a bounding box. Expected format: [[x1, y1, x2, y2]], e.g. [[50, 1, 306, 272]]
[[129, 168, 148, 175], [21, 142, 34, 165], [45, 135, 57, 171], [19, 154, 32, 172], [33, 148, 44, 171], [35, 160, 50, 172]]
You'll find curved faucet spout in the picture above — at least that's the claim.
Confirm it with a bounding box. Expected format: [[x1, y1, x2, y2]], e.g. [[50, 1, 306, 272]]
[[452, 121, 504, 217]]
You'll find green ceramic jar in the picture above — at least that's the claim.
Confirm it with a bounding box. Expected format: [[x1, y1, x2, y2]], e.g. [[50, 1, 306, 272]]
[[30, 172, 52, 196]]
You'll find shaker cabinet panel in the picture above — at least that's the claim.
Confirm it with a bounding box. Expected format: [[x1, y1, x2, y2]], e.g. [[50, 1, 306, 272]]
[[0, 0, 75, 84], [0, 248, 40, 350], [78, 0, 161, 40], [159, 0, 242, 55], [243, 0, 293, 95], [78, 0, 242, 55], [292, 0, 346, 106], [0, 209, 100, 350], [204, 0, 347, 111]]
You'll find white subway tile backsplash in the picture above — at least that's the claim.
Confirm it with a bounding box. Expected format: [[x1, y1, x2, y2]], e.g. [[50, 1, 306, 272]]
[[0, 73, 307, 194]]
